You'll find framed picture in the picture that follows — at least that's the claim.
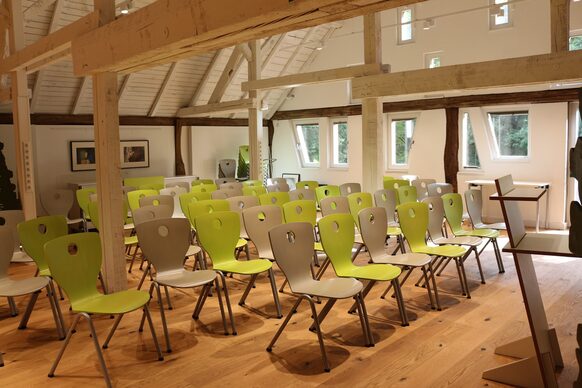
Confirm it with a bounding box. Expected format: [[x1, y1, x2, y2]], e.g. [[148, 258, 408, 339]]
[[70, 141, 96, 171], [121, 140, 149, 169]]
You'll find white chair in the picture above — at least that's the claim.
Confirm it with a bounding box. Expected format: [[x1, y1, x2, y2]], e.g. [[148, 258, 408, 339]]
[[412, 179, 436, 201], [159, 187, 187, 218], [165, 181, 190, 191], [41, 189, 84, 228], [427, 183, 453, 197], [218, 159, 236, 178], [339, 183, 362, 197], [0, 210, 32, 263], [465, 189, 507, 230]]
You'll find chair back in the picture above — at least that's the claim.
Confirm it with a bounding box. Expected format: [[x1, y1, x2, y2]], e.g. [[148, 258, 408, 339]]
[[242, 180, 263, 187], [220, 182, 243, 191], [320, 196, 349, 217], [268, 178, 287, 186], [412, 179, 436, 201], [124, 176, 164, 191], [427, 183, 453, 197], [192, 184, 218, 194], [179, 192, 211, 220], [296, 181, 318, 191], [139, 194, 174, 213], [315, 185, 340, 205], [42, 189, 74, 217], [0, 228, 14, 279], [18, 215, 68, 273], [396, 202, 429, 253], [76, 187, 97, 218], [88, 201, 130, 230], [397, 185, 418, 204], [132, 205, 173, 226], [318, 214, 356, 273], [421, 196, 447, 240], [0, 210, 24, 252], [127, 189, 158, 211], [123, 186, 137, 195], [191, 179, 214, 186], [43, 233, 102, 305], [495, 175, 525, 246], [212, 189, 241, 199], [243, 186, 267, 197], [383, 179, 410, 191], [282, 200, 317, 226], [218, 159, 236, 178], [269, 222, 317, 292], [259, 192, 290, 207], [165, 181, 190, 191], [289, 188, 316, 201], [243, 205, 283, 260], [373, 189, 398, 224], [358, 207, 389, 260], [267, 182, 290, 192], [227, 196, 259, 238], [135, 218, 191, 274], [195, 211, 239, 266], [441, 193, 464, 235], [339, 183, 361, 197], [215, 178, 236, 185], [347, 192, 373, 228], [464, 189, 484, 227], [160, 187, 187, 216], [188, 199, 229, 228]]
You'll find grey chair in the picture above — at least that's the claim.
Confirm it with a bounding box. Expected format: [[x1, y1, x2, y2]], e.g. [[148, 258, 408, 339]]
[[319, 196, 350, 217], [220, 182, 243, 192], [412, 179, 436, 201], [165, 181, 190, 191], [41, 189, 84, 228], [339, 183, 361, 197], [267, 182, 290, 193], [139, 195, 175, 214], [427, 183, 453, 197], [0, 210, 32, 263], [215, 178, 236, 185], [211, 188, 242, 199], [226, 195, 259, 241], [464, 189, 506, 230], [288, 188, 316, 201], [218, 159, 236, 178], [373, 189, 399, 227], [159, 187, 188, 217], [242, 205, 283, 261]]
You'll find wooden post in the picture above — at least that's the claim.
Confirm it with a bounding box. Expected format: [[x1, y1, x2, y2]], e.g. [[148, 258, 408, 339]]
[[248, 41, 263, 181], [174, 119, 186, 176], [7, 0, 36, 219], [550, 0, 570, 53], [361, 13, 384, 192], [267, 120, 275, 178], [93, 0, 127, 292], [444, 107, 459, 192]]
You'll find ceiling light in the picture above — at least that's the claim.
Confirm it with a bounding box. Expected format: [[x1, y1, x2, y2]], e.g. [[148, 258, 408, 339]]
[[119, 0, 132, 15], [423, 18, 435, 30]]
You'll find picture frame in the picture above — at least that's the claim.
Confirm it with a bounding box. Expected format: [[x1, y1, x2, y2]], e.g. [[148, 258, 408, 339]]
[[121, 140, 150, 169], [70, 141, 96, 171]]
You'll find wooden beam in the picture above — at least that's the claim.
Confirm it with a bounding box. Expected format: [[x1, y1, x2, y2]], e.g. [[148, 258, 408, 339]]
[[174, 119, 186, 176], [0, 88, 11, 103], [23, 0, 56, 19], [248, 40, 263, 180], [207, 47, 244, 104], [237, 43, 252, 62], [0, 12, 98, 74], [117, 73, 131, 100], [550, 0, 569, 53], [444, 107, 459, 192], [189, 50, 222, 106], [267, 119, 274, 178], [177, 98, 256, 117], [352, 51, 582, 99], [71, 76, 88, 114], [149, 62, 177, 116], [70, 0, 427, 75], [242, 63, 387, 92]]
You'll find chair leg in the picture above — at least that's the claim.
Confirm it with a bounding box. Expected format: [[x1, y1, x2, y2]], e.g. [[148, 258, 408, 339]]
[[139, 283, 155, 332], [309, 298, 337, 331], [312, 250, 320, 267], [472, 246, 486, 284], [197, 251, 206, 270], [98, 272, 108, 294], [48, 314, 83, 380], [427, 261, 442, 311], [267, 268, 282, 318], [238, 274, 258, 306], [392, 278, 409, 326], [245, 243, 251, 261], [218, 272, 237, 335], [306, 295, 331, 372], [137, 264, 150, 290], [421, 266, 436, 309], [266, 296, 304, 352], [142, 304, 164, 361], [210, 279, 230, 335], [454, 259, 467, 296], [164, 286, 173, 310], [8, 297, 18, 317], [356, 292, 374, 346], [192, 283, 210, 320], [493, 238, 505, 273], [153, 284, 172, 353], [458, 259, 471, 299], [102, 314, 124, 349], [128, 244, 139, 273], [348, 280, 375, 314], [46, 283, 66, 340], [315, 258, 331, 280], [278, 278, 288, 293], [436, 257, 452, 276], [18, 291, 39, 330], [353, 294, 371, 347]]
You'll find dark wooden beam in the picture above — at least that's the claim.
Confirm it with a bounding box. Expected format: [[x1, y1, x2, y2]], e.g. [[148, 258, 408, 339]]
[[444, 107, 459, 192], [267, 119, 275, 178], [272, 88, 581, 120], [174, 119, 186, 176]]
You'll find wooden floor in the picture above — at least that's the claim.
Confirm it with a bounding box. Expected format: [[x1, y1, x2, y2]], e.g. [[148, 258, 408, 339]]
[[1, 232, 581, 387]]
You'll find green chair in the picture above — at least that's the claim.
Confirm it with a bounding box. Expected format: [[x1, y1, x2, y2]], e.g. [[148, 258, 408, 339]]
[[397, 202, 470, 304], [242, 180, 263, 187], [259, 192, 290, 207], [243, 186, 267, 197], [76, 187, 97, 230], [315, 185, 340, 205], [383, 179, 410, 192], [196, 211, 282, 333], [124, 176, 164, 191], [318, 213, 408, 326], [191, 179, 215, 187], [297, 180, 319, 191], [179, 192, 212, 221], [127, 189, 158, 212], [44, 233, 163, 387], [397, 185, 418, 204], [191, 184, 218, 194], [382, 176, 394, 184], [441, 193, 504, 273]]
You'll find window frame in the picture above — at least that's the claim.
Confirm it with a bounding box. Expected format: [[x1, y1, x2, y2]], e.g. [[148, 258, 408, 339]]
[[424, 51, 443, 69], [397, 6, 415, 45], [293, 120, 321, 168], [489, 0, 512, 30], [387, 113, 419, 170], [460, 111, 482, 170], [485, 108, 530, 161], [569, 30, 582, 51], [329, 118, 349, 169]]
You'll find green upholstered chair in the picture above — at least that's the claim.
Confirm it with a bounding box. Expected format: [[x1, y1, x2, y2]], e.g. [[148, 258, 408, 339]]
[[76, 187, 97, 230], [315, 185, 340, 206], [127, 189, 158, 212]]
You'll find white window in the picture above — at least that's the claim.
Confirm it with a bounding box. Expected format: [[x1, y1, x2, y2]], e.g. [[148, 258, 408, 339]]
[[330, 120, 348, 168], [489, 0, 511, 29], [390, 117, 416, 168], [295, 122, 320, 167], [397, 7, 414, 44], [462, 112, 481, 169], [424, 51, 442, 69], [570, 34, 582, 51], [487, 111, 529, 158]]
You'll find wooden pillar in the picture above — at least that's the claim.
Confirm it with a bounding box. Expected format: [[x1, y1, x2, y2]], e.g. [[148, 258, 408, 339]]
[[267, 119, 275, 178], [174, 119, 186, 176], [550, 0, 570, 53], [361, 13, 384, 192], [248, 41, 263, 181], [93, 0, 127, 292], [444, 107, 459, 192], [7, 0, 36, 219]]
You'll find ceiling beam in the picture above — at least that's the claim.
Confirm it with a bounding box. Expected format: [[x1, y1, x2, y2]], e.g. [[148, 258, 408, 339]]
[[117, 73, 132, 100], [237, 43, 252, 62], [149, 62, 178, 116], [70, 0, 427, 75], [23, 0, 56, 20], [207, 47, 244, 104], [189, 50, 222, 106], [177, 98, 256, 117], [71, 76, 88, 114], [351, 50, 582, 99], [550, 0, 569, 53], [0, 87, 10, 103]]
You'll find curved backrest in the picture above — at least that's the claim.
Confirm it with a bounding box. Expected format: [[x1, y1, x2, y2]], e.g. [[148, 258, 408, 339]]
[[159, 187, 187, 216], [441, 193, 464, 234], [195, 211, 239, 266], [464, 189, 484, 226], [124, 176, 164, 191], [358, 207, 389, 260], [383, 179, 410, 191], [18, 215, 68, 273], [42, 189, 74, 217], [347, 192, 373, 228], [397, 185, 418, 205], [135, 218, 191, 273], [215, 178, 236, 185], [320, 196, 349, 217], [318, 213, 356, 273], [220, 182, 243, 191], [179, 192, 211, 220], [421, 196, 447, 240], [267, 182, 290, 193], [218, 159, 236, 178], [188, 199, 229, 228], [165, 181, 190, 191], [269, 222, 316, 291], [289, 188, 316, 201], [396, 202, 429, 252], [259, 192, 290, 207], [412, 179, 436, 201], [191, 179, 214, 186], [44, 233, 101, 304], [127, 189, 158, 211], [243, 186, 267, 197], [192, 184, 218, 193], [383, 176, 394, 183], [315, 185, 340, 205], [269, 178, 287, 186], [132, 204, 173, 226], [427, 183, 453, 197], [0, 228, 14, 279], [88, 201, 130, 230], [339, 183, 362, 197], [243, 205, 283, 259], [373, 189, 398, 224], [212, 188, 242, 199], [227, 195, 259, 237], [0, 210, 24, 252], [296, 181, 318, 191], [139, 194, 174, 214], [123, 186, 137, 195], [76, 187, 97, 218], [282, 200, 317, 226], [242, 180, 263, 187]]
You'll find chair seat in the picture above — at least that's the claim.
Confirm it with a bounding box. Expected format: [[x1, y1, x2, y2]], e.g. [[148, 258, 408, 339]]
[[337, 263, 401, 281], [67, 218, 84, 225], [214, 259, 272, 275], [236, 238, 247, 249], [125, 235, 139, 246], [415, 244, 467, 258], [372, 252, 431, 267], [38, 268, 51, 277], [186, 245, 202, 257], [475, 222, 506, 230], [456, 228, 499, 239], [155, 269, 216, 288], [124, 223, 135, 230], [0, 277, 50, 297], [387, 226, 402, 236], [292, 277, 363, 299], [432, 236, 482, 247], [72, 290, 150, 314], [11, 250, 33, 263]]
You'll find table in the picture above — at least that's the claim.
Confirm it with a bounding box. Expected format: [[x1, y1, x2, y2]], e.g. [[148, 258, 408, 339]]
[[467, 179, 550, 232]]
